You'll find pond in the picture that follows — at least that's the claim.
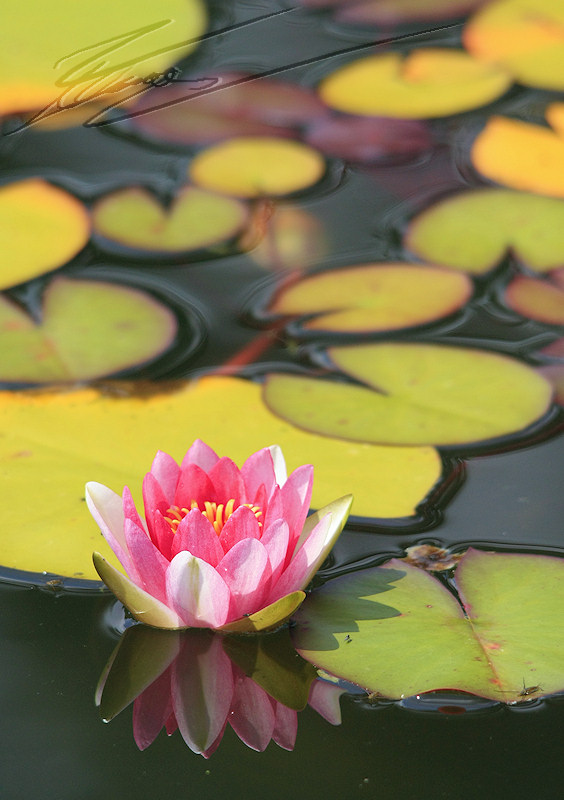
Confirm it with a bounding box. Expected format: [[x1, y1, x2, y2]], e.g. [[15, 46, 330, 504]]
[[2, 1, 564, 798]]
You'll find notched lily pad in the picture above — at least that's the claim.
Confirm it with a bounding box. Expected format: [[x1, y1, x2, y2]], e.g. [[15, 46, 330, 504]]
[[293, 548, 564, 703], [0, 179, 90, 289], [464, 0, 564, 90], [189, 137, 326, 198], [264, 342, 553, 447], [318, 49, 511, 119], [405, 188, 564, 274], [472, 112, 564, 198], [0, 276, 177, 383], [268, 263, 472, 334], [504, 274, 564, 325], [92, 186, 249, 258]]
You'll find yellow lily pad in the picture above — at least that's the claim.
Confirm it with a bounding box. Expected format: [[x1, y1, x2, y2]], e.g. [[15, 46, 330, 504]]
[[0, 376, 441, 581], [405, 188, 564, 274], [264, 343, 553, 446], [189, 137, 326, 198], [464, 0, 564, 90], [268, 263, 472, 333], [0, 277, 177, 383], [0, 0, 207, 119], [472, 113, 564, 198], [318, 49, 511, 119], [92, 186, 249, 257], [0, 179, 90, 290]]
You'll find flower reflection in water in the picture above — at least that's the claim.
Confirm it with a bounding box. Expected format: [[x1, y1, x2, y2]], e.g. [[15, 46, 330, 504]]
[[96, 625, 344, 756]]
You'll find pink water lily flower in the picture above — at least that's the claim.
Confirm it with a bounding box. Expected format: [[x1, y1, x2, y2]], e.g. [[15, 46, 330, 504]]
[[87, 440, 352, 631]]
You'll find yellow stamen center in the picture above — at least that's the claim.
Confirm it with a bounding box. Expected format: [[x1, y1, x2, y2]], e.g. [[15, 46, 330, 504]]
[[164, 499, 262, 535]]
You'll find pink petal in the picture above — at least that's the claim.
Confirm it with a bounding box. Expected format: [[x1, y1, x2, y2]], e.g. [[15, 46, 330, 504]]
[[229, 673, 276, 752], [166, 552, 230, 628], [260, 519, 290, 585], [122, 486, 148, 533], [261, 483, 284, 532], [170, 508, 224, 566], [151, 511, 175, 561], [208, 457, 245, 505], [142, 471, 171, 543], [280, 465, 313, 558], [149, 450, 180, 501], [124, 518, 169, 604], [174, 463, 216, 509], [218, 504, 261, 554], [267, 513, 332, 603], [180, 439, 220, 472], [272, 702, 298, 750], [241, 446, 279, 501], [85, 481, 134, 576], [132, 667, 174, 750], [171, 633, 234, 753], [216, 538, 271, 620], [308, 681, 345, 725]]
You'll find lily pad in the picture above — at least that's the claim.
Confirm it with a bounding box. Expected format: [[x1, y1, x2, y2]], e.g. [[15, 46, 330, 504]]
[[189, 137, 326, 198], [129, 72, 326, 146], [405, 188, 564, 274], [537, 365, 564, 407], [245, 205, 328, 271], [472, 114, 564, 199], [268, 263, 472, 333], [92, 186, 249, 258], [293, 548, 564, 703], [0, 179, 90, 289], [318, 49, 511, 119], [0, 277, 177, 383], [464, 0, 564, 90], [0, 0, 207, 119], [0, 376, 441, 581], [264, 342, 553, 446], [504, 275, 564, 325]]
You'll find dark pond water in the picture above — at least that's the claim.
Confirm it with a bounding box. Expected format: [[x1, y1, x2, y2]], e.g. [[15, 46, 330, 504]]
[[2, 1, 564, 798]]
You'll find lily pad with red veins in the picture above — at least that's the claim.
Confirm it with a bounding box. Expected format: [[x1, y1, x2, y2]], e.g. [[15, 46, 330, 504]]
[[268, 263, 472, 334], [405, 188, 564, 274], [91, 186, 249, 258], [293, 548, 564, 703]]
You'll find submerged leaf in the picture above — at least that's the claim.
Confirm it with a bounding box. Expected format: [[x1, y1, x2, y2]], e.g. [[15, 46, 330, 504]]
[[264, 343, 553, 446], [464, 0, 564, 90], [269, 263, 472, 333], [293, 549, 564, 702], [189, 137, 326, 198], [92, 186, 249, 257], [0, 376, 441, 581], [0, 277, 177, 383], [318, 49, 511, 119], [0, 179, 90, 289], [405, 188, 564, 274]]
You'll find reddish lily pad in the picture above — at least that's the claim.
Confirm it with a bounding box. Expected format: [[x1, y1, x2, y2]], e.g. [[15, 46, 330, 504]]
[[318, 49, 511, 119], [293, 548, 564, 703], [245, 205, 328, 271], [504, 275, 564, 325], [537, 365, 564, 405], [472, 113, 564, 198], [0, 0, 207, 119], [129, 73, 326, 147], [264, 342, 553, 447], [405, 188, 564, 274], [0, 179, 90, 290], [189, 137, 326, 198], [464, 0, 564, 90], [0, 277, 177, 383], [304, 116, 433, 164], [539, 337, 564, 359], [92, 186, 249, 257], [268, 263, 472, 333]]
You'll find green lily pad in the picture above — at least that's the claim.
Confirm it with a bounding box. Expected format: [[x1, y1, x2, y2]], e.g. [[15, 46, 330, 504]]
[[464, 0, 564, 91], [0, 179, 90, 289], [269, 263, 472, 333], [504, 275, 564, 325], [0, 376, 441, 582], [405, 189, 564, 274], [92, 186, 249, 258], [318, 49, 511, 119], [264, 342, 553, 447], [0, 277, 177, 383], [293, 548, 564, 703]]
